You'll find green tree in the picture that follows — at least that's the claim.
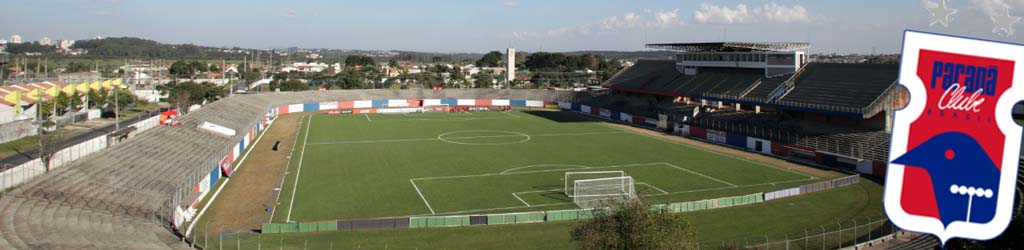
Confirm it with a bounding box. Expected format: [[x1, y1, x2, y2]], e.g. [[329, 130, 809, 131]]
[[475, 51, 504, 67], [570, 199, 696, 250], [169, 60, 191, 77], [65, 62, 92, 73], [344, 55, 376, 68], [474, 70, 495, 88], [208, 64, 220, 72], [276, 79, 311, 91], [55, 91, 72, 114], [188, 61, 207, 74]]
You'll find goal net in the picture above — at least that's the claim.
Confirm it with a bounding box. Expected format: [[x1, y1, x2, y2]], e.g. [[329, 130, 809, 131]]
[[572, 176, 637, 209], [565, 171, 624, 197]]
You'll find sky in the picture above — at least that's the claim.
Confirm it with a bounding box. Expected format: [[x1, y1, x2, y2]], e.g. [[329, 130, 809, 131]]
[[1, 0, 1023, 54]]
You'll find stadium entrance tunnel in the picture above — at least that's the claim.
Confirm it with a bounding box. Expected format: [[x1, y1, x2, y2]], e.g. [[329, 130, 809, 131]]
[[437, 130, 531, 145]]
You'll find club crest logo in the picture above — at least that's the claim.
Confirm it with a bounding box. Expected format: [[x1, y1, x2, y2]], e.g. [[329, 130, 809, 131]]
[[886, 30, 1023, 244]]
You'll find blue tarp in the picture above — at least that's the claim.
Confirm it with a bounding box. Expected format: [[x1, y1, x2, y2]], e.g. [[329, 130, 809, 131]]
[[371, 100, 388, 107], [509, 100, 527, 107], [303, 103, 320, 112], [726, 133, 747, 148], [441, 99, 458, 106]]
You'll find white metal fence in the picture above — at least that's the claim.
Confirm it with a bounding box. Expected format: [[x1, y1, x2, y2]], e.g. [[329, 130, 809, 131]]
[[0, 116, 161, 191]]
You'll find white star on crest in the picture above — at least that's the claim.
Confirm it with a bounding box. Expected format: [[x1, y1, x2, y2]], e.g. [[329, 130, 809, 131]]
[[927, 0, 958, 27], [991, 5, 1021, 37]]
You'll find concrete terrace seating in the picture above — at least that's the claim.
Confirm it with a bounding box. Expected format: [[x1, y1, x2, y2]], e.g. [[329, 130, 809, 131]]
[[604, 60, 766, 100], [743, 77, 786, 100], [603, 60, 679, 90], [779, 63, 898, 108], [0, 89, 587, 250]]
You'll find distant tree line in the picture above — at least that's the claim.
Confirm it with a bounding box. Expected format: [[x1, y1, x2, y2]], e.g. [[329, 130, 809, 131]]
[[4, 42, 58, 54]]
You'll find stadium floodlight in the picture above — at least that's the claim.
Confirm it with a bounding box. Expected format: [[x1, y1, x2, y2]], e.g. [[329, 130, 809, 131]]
[[572, 176, 637, 209], [565, 171, 625, 197]]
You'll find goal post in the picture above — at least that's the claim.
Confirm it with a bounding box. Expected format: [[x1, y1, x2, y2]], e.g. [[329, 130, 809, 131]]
[[564, 171, 624, 197], [572, 176, 637, 209]]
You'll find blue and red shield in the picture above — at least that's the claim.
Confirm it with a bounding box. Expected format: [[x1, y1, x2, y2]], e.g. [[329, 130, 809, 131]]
[[886, 30, 1023, 244]]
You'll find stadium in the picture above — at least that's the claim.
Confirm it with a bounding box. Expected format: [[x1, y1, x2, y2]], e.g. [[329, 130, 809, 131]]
[[0, 42, 1016, 250]]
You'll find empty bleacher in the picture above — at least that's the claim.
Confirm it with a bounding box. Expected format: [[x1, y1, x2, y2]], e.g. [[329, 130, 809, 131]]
[[604, 60, 765, 98], [778, 63, 898, 109]]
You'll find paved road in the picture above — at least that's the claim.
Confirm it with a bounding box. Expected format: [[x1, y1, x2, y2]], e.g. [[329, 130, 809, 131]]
[[0, 110, 161, 167]]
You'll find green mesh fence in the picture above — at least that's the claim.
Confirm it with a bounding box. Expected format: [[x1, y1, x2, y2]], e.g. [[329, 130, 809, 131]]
[[278, 223, 299, 233], [261, 223, 280, 234], [719, 197, 733, 207], [577, 209, 597, 219], [513, 212, 545, 223], [409, 217, 428, 228], [262, 191, 776, 234], [649, 204, 667, 213], [298, 222, 318, 232], [546, 210, 580, 221], [317, 221, 337, 231]]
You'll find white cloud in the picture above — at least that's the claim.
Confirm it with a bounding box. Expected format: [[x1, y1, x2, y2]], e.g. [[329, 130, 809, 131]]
[[971, 0, 1024, 16], [510, 8, 683, 39], [600, 12, 643, 30], [694, 3, 754, 24], [758, 2, 812, 23], [503, 1, 520, 8], [653, 9, 682, 27], [694, 2, 823, 24]]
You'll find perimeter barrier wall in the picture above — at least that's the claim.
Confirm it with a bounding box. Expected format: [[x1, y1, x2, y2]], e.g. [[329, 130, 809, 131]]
[[259, 175, 858, 234]]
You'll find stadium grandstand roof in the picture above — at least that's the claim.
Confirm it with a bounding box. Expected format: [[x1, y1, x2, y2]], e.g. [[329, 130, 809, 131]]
[[645, 42, 811, 52]]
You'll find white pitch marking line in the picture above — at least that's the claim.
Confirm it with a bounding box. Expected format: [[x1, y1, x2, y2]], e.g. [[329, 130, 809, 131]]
[[285, 115, 313, 222], [512, 193, 531, 207], [409, 179, 436, 214], [412, 162, 664, 181], [661, 162, 738, 187], [430, 178, 819, 216], [636, 182, 669, 195], [364, 114, 372, 122], [305, 131, 629, 146], [268, 115, 305, 223], [599, 123, 817, 180]]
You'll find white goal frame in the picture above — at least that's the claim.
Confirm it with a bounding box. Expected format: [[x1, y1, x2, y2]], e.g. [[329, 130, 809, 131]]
[[572, 176, 637, 209], [564, 171, 624, 197]]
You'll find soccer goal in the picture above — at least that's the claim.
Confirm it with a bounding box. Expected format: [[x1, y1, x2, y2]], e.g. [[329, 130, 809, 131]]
[[564, 171, 624, 197], [572, 176, 637, 209]]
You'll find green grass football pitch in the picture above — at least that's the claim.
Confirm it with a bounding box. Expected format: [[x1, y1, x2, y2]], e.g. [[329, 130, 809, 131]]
[[271, 110, 822, 222]]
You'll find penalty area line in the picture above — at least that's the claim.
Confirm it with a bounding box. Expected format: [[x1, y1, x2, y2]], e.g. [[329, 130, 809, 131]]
[[512, 193, 531, 207], [409, 179, 436, 214]]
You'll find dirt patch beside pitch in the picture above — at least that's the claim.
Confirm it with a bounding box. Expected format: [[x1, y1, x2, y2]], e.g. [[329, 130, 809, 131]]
[[196, 114, 304, 234]]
